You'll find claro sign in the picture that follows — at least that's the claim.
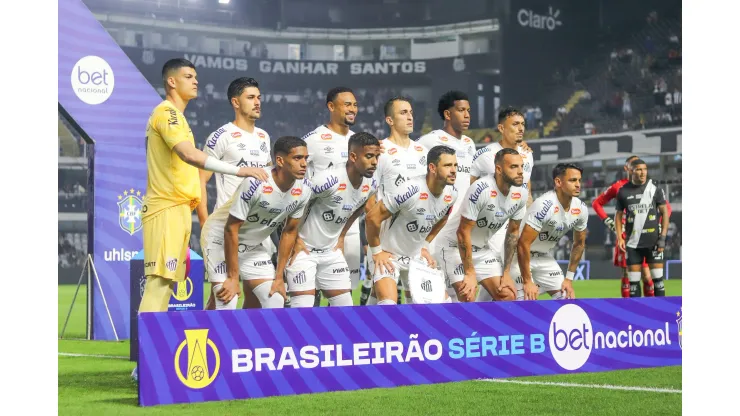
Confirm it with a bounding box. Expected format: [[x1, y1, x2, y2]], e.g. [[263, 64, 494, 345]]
[[517, 6, 563, 31]]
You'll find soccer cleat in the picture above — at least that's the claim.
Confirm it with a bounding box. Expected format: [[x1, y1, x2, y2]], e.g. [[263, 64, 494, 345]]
[[131, 366, 138, 383]]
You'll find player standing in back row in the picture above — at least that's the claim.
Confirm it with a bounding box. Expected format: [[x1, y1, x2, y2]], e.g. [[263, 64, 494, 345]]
[[614, 159, 670, 297], [302, 87, 361, 305], [417, 91, 477, 302]]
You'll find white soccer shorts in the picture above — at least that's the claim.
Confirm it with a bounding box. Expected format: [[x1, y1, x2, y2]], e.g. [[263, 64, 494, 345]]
[[516, 252, 564, 293], [285, 248, 351, 292], [203, 240, 274, 283], [372, 254, 420, 288], [439, 245, 503, 286]]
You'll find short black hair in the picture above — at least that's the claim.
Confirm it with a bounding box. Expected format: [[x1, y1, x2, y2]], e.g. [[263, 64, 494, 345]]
[[227, 77, 259, 101], [494, 148, 521, 166], [428, 145, 456, 166], [630, 158, 647, 168], [498, 106, 524, 124], [437, 90, 469, 120], [384, 96, 411, 117], [273, 136, 307, 157], [552, 163, 584, 180], [625, 155, 640, 164], [162, 58, 195, 88], [326, 87, 355, 104], [348, 132, 380, 151]]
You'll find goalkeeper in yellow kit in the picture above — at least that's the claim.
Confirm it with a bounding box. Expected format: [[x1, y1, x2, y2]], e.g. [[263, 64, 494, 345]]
[[132, 58, 266, 381]]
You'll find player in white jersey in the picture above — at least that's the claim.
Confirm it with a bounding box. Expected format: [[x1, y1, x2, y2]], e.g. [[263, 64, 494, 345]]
[[301, 87, 362, 305], [360, 96, 429, 305], [452, 148, 528, 302], [365, 146, 458, 305], [200, 136, 311, 309], [417, 91, 477, 301], [196, 77, 274, 310], [285, 133, 381, 308], [517, 163, 589, 300]]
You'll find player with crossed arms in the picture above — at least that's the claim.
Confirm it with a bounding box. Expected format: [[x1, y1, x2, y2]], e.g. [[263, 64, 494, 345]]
[[365, 145, 459, 305], [454, 148, 528, 302], [200, 136, 312, 309], [285, 132, 381, 308], [517, 163, 589, 300]]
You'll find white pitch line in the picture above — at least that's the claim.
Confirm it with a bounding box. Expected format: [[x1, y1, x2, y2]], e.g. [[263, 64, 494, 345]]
[[58, 352, 129, 360], [479, 378, 682, 394]]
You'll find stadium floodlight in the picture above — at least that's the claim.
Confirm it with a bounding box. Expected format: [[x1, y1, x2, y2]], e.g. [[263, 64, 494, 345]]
[[219, 0, 230, 4]]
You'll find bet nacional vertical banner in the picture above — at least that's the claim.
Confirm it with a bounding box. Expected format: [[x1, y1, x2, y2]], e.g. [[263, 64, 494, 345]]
[[58, 0, 162, 340]]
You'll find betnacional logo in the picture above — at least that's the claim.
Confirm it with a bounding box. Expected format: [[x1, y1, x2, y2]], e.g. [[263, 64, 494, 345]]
[[117, 188, 143, 236], [174, 329, 221, 389], [71, 55, 115, 105]]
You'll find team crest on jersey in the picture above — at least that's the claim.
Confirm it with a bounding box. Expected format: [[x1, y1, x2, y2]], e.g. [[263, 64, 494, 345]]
[[420, 192, 429, 200], [511, 192, 522, 200], [361, 184, 370, 193], [419, 156, 427, 165], [321, 133, 332, 140], [291, 188, 302, 196], [388, 148, 398, 155], [263, 185, 274, 194], [414, 145, 423, 152], [490, 190, 498, 197], [571, 208, 581, 215], [231, 132, 242, 138], [260, 142, 268, 153], [444, 195, 453, 203], [338, 183, 347, 191], [117, 189, 143, 236]]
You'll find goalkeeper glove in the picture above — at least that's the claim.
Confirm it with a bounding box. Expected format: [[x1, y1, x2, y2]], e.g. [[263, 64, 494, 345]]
[[656, 235, 666, 250], [603, 217, 616, 232]]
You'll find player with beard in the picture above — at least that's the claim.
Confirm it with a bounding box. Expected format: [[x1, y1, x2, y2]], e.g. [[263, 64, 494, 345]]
[[615, 159, 670, 297], [360, 96, 429, 305], [365, 146, 459, 305], [453, 148, 528, 302], [196, 77, 274, 310], [417, 91, 477, 302], [517, 163, 589, 300], [301, 87, 362, 306]]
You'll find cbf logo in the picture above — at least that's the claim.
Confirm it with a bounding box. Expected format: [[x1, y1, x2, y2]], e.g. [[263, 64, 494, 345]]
[[172, 277, 194, 301], [117, 189, 143, 236], [676, 307, 682, 350], [70, 56, 115, 105], [549, 304, 593, 371], [174, 329, 220, 389]]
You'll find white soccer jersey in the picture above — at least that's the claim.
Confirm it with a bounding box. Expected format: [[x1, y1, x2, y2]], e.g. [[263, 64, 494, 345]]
[[381, 178, 458, 258], [302, 125, 355, 180], [458, 176, 528, 249], [300, 168, 378, 250], [470, 142, 534, 190], [525, 190, 589, 253], [417, 129, 476, 246], [375, 138, 429, 200], [202, 168, 312, 246], [203, 122, 272, 209]]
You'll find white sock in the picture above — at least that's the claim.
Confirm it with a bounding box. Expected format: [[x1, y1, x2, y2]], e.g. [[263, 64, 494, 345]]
[[628, 271, 642, 282], [377, 299, 396, 306], [289, 294, 315, 308], [367, 295, 378, 305], [476, 287, 493, 302], [550, 290, 565, 300], [404, 291, 412, 304], [252, 281, 285, 308], [212, 284, 238, 310], [447, 287, 460, 303], [328, 292, 353, 307], [362, 276, 373, 289]]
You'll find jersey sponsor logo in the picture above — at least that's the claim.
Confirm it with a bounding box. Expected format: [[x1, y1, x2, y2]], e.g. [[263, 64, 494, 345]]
[[416, 208, 426, 214], [258, 132, 265, 138], [548, 271, 562, 277], [495, 211, 505, 218], [206, 127, 227, 149], [419, 192, 429, 200], [338, 183, 347, 191], [463, 137, 472, 143], [406, 221, 419, 232], [458, 165, 471, 174], [312, 175, 339, 194], [342, 204, 353, 211], [394, 174, 406, 187], [332, 195, 343, 203], [394, 185, 420, 206], [247, 214, 260, 222], [469, 182, 489, 203], [392, 159, 401, 166], [253, 260, 272, 267], [323, 146, 334, 154], [322, 210, 335, 222], [476, 218, 488, 228], [511, 192, 522, 200], [361, 184, 370, 193], [241, 180, 263, 203], [535, 200, 554, 221], [321, 133, 332, 140], [490, 190, 498, 197], [259, 201, 269, 208], [472, 146, 491, 161], [260, 217, 281, 227], [237, 158, 265, 168], [554, 206, 560, 213], [291, 188, 302, 196], [117, 188, 143, 236], [440, 136, 448, 142], [341, 152, 348, 158], [237, 143, 247, 150], [263, 185, 273, 194], [425, 214, 435, 220], [444, 195, 453, 203], [388, 148, 398, 155], [571, 208, 581, 215], [539, 231, 559, 242], [231, 131, 242, 138], [486, 203, 496, 211], [406, 164, 417, 169], [414, 145, 424, 152], [332, 267, 349, 274], [269, 208, 282, 214], [250, 150, 260, 156]]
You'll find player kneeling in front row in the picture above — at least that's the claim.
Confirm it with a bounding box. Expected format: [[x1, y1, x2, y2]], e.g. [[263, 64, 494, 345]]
[[285, 132, 381, 308], [200, 136, 312, 309], [365, 145, 459, 305], [452, 148, 527, 302], [517, 163, 589, 300], [615, 159, 670, 297]]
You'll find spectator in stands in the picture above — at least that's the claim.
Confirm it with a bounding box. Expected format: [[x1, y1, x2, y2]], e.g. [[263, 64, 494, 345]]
[[584, 121, 595, 135]]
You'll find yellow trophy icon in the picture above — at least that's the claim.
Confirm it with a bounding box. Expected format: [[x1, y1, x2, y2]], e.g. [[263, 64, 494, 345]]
[[174, 329, 220, 389]]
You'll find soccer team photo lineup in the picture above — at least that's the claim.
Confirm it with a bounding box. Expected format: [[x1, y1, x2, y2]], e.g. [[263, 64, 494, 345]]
[[57, 0, 684, 409]]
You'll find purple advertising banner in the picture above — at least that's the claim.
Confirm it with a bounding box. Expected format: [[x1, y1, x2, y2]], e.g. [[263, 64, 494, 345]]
[[58, 0, 161, 339], [138, 297, 682, 406]]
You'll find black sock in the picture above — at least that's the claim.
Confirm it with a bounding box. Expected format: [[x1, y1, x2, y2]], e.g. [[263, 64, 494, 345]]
[[397, 288, 403, 304], [630, 282, 642, 297], [314, 291, 322, 307], [653, 278, 666, 296], [360, 285, 372, 306]]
